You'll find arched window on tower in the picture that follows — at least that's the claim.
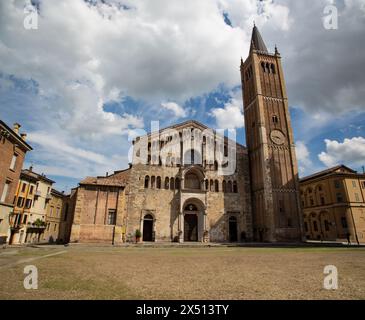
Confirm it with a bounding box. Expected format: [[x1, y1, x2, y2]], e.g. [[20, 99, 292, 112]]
[[272, 115, 279, 124], [210, 180, 214, 192], [215, 180, 219, 192], [165, 177, 170, 190], [151, 176, 156, 188], [156, 176, 161, 189], [170, 177, 175, 190], [271, 64, 276, 74], [261, 62, 266, 73], [266, 63, 271, 73]]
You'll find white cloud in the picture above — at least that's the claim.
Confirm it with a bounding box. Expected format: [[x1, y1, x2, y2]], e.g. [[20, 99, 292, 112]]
[[295, 140, 313, 175], [210, 90, 244, 129], [161, 102, 187, 118], [318, 137, 365, 168]]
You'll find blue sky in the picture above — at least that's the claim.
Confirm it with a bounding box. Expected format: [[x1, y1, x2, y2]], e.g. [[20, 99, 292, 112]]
[[1, 0, 365, 192]]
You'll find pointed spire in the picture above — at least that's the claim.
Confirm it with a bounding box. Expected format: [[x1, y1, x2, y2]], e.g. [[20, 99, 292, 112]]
[[249, 25, 268, 53]]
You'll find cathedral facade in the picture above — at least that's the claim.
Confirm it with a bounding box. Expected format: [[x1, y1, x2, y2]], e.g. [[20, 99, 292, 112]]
[[69, 27, 303, 244]]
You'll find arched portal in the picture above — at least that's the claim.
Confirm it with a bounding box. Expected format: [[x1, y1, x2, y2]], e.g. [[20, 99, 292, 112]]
[[143, 214, 154, 242], [184, 204, 198, 242]]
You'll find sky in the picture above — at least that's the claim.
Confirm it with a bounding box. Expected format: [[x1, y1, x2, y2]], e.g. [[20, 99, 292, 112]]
[[1, 0, 365, 193]]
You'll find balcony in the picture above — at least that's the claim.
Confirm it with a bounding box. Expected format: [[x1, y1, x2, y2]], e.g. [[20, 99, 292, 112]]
[[34, 190, 41, 197], [45, 193, 52, 201]]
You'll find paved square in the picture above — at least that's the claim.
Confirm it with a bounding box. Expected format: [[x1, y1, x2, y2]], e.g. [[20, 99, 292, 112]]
[[0, 245, 364, 300]]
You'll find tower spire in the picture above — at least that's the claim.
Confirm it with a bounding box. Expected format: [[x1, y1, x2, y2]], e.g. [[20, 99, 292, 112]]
[[249, 25, 268, 53]]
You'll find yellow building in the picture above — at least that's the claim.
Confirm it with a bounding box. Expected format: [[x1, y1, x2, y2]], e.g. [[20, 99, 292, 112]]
[[300, 165, 365, 244], [10, 167, 54, 244], [43, 189, 65, 243]]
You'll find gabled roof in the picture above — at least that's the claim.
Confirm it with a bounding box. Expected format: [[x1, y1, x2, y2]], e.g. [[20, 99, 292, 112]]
[[300, 165, 358, 183], [21, 168, 55, 184], [135, 119, 246, 149], [80, 168, 130, 187], [250, 25, 268, 53]]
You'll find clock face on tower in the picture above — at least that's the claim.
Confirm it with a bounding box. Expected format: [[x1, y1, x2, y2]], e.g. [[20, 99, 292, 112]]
[[270, 130, 286, 145]]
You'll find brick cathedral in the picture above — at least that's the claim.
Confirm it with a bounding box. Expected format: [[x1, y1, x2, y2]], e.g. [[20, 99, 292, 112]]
[[68, 26, 304, 244]]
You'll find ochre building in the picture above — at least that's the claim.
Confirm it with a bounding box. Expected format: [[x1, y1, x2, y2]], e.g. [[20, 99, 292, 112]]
[[69, 26, 303, 244], [300, 165, 365, 244]]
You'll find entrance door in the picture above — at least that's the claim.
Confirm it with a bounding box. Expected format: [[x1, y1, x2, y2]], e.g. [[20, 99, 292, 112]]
[[229, 216, 238, 242], [143, 214, 154, 242], [184, 214, 198, 242]]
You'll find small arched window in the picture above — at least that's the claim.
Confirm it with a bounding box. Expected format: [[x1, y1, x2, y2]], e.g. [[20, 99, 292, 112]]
[[214, 161, 218, 171], [210, 180, 214, 192], [205, 179, 209, 191], [151, 176, 156, 188], [261, 62, 266, 73], [215, 180, 219, 192], [170, 177, 175, 190], [144, 176, 150, 189], [223, 180, 227, 193], [228, 181, 233, 193], [156, 176, 161, 189], [272, 115, 279, 124], [271, 64, 276, 74], [266, 63, 270, 73], [233, 181, 238, 193], [165, 177, 169, 190]]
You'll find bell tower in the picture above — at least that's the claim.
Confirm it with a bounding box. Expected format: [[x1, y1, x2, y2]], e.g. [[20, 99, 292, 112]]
[[241, 26, 303, 242]]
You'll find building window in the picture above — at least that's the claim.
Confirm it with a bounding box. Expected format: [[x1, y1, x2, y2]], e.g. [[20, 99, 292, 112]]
[[334, 180, 341, 188], [355, 193, 360, 202], [156, 177, 161, 189], [313, 221, 318, 232], [361, 181, 365, 189], [341, 217, 348, 229], [352, 181, 357, 188], [1, 181, 10, 203], [215, 180, 219, 192], [151, 176, 156, 189], [29, 185, 34, 195], [175, 178, 181, 190], [310, 197, 314, 206], [170, 178, 175, 191], [223, 180, 227, 193], [107, 210, 116, 225], [25, 199, 32, 209], [10, 154, 17, 170], [233, 181, 238, 193], [336, 193, 343, 203], [144, 176, 149, 188], [272, 115, 279, 124], [21, 183, 26, 193], [17, 197, 24, 208], [320, 197, 325, 205], [165, 177, 170, 190]]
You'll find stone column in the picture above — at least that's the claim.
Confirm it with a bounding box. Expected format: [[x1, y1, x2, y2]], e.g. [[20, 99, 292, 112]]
[[178, 211, 184, 243]]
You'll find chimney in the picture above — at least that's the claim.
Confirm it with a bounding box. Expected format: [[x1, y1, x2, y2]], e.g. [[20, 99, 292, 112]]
[[29, 165, 33, 172], [13, 123, 21, 135], [20, 133, 27, 141], [106, 172, 109, 177]]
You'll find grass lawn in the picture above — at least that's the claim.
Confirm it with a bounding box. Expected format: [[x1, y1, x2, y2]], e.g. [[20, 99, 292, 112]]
[[0, 245, 364, 300]]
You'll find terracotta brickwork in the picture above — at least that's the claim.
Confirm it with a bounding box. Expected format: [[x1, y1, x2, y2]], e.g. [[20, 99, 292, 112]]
[[0, 121, 32, 244]]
